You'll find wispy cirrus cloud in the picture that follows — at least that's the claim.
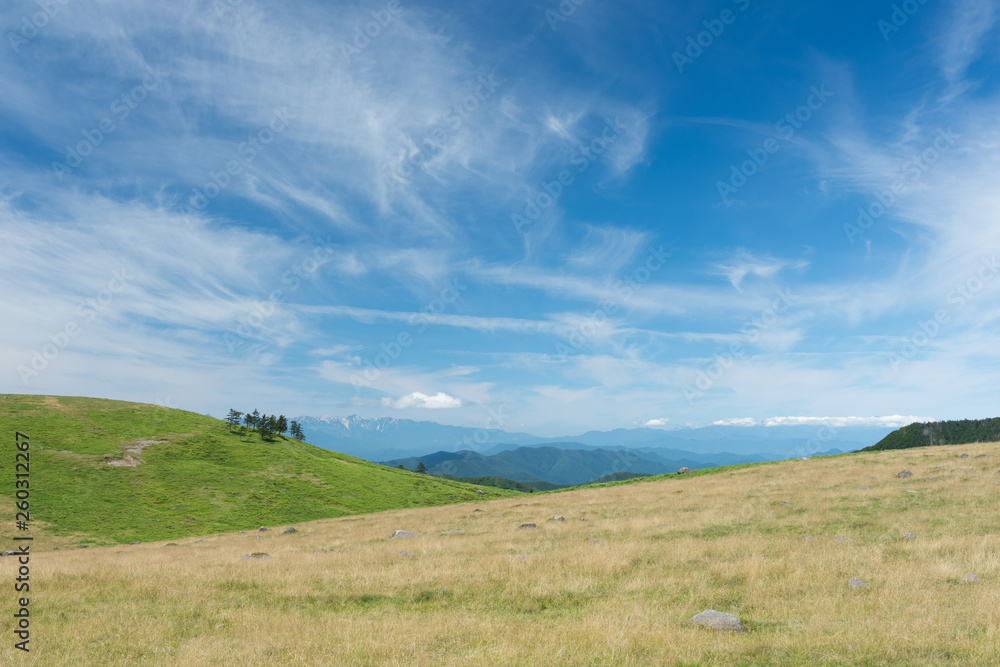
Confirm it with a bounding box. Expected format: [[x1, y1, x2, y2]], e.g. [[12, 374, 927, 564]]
[[3, 0, 1000, 438]]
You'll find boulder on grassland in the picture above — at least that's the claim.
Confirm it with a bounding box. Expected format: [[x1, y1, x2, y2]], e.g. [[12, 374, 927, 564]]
[[690, 610, 745, 633]]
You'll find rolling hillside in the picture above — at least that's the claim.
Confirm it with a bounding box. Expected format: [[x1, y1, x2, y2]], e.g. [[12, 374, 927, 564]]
[[0, 395, 516, 547]]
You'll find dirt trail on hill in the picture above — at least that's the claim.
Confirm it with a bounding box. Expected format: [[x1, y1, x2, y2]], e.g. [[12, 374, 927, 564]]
[[106, 440, 168, 467]]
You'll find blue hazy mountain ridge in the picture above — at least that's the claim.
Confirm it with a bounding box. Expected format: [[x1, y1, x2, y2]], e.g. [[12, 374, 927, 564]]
[[294, 414, 545, 461], [380, 444, 848, 486], [295, 415, 888, 463], [379, 446, 703, 486]]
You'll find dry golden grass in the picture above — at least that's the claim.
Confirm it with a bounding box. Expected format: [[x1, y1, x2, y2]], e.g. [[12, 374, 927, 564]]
[[3, 443, 999, 665]]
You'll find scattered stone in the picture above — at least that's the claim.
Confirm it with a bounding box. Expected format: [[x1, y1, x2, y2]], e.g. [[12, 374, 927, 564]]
[[579, 518, 590, 522], [778, 501, 789, 506], [902, 532, 916, 540], [677, 467, 691, 474], [835, 536, 852, 542], [241, 553, 270, 560], [438, 530, 464, 535], [959, 454, 969, 459], [804, 536, 817, 541], [975, 454, 989, 459], [964, 573, 982, 584], [71, 467, 79, 471], [868, 476, 878, 480], [517, 523, 537, 530], [257, 527, 270, 532], [391, 530, 417, 539], [128, 542, 141, 545], [690, 610, 745, 633], [553, 515, 565, 521], [906, 490, 920, 494], [934, 466, 946, 470], [237, 531, 246, 534], [923, 477, 931, 481], [587, 538, 605, 543], [398, 551, 415, 557], [857, 486, 871, 490], [897, 470, 913, 478], [281, 527, 297, 534], [475, 490, 485, 495], [848, 577, 867, 589], [215, 624, 225, 629], [513, 554, 527, 560], [473, 509, 486, 513], [956, 468, 973, 472], [315, 549, 327, 554]]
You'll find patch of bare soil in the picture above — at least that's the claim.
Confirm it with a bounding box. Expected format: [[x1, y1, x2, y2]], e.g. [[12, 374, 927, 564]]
[[106, 440, 168, 467]]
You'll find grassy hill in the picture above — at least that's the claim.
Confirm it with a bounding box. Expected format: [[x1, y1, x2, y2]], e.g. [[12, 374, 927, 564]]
[[2, 439, 998, 665], [0, 395, 517, 547], [863, 418, 1000, 452]]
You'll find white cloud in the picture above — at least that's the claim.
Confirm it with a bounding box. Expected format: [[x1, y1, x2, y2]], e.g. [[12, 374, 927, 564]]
[[939, 0, 997, 91], [713, 250, 808, 292], [643, 418, 670, 427], [712, 418, 759, 427], [382, 392, 462, 410], [308, 344, 364, 357], [301, 305, 564, 335], [762, 416, 929, 428]]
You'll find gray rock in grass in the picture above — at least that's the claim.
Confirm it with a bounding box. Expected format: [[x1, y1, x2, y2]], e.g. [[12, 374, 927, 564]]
[[391, 530, 417, 539], [690, 610, 745, 633]]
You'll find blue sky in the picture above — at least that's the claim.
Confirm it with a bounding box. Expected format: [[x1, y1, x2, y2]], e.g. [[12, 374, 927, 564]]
[[2, 0, 998, 436]]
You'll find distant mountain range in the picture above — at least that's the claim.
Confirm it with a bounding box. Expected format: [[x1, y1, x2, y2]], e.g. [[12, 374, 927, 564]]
[[294, 413, 891, 462], [379, 444, 845, 486]]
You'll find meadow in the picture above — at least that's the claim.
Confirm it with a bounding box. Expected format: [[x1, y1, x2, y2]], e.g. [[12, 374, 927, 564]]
[[2, 440, 998, 665]]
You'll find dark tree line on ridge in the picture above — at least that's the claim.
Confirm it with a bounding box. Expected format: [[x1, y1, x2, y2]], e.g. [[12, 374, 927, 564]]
[[863, 418, 1000, 451], [224, 409, 305, 442]]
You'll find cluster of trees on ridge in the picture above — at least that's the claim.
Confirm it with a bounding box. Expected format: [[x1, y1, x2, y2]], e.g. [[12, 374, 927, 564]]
[[862, 418, 1000, 451], [224, 409, 305, 442]]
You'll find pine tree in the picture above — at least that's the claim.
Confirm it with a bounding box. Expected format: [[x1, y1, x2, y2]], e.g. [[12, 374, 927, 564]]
[[259, 414, 275, 442], [416, 461, 427, 474], [225, 409, 243, 432]]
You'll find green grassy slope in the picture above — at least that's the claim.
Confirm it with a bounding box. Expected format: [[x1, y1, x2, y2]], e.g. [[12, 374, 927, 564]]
[[0, 395, 517, 546]]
